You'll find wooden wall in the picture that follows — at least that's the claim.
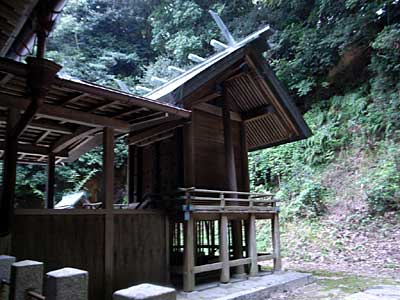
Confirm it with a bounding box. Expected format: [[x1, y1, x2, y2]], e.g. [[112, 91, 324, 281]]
[[113, 212, 168, 290], [193, 109, 244, 190], [11, 210, 168, 300]]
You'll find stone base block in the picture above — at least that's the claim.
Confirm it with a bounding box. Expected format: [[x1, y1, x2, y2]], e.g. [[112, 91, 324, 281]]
[[113, 283, 176, 300]]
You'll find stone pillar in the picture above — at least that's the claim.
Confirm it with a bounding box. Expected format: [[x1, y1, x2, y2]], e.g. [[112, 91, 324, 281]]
[[0, 255, 16, 299], [113, 283, 176, 300], [9, 260, 43, 300], [46, 267, 88, 300]]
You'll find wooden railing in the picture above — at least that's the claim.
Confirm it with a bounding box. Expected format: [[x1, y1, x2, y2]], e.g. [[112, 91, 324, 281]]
[[175, 187, 278, 213]]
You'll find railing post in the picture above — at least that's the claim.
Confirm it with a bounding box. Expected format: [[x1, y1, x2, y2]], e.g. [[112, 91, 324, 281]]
[[271, 202, 282, 271], [248, 214, 258, 276], [183, 190, 195, 292], [9, 260, 43, 300], [219, 214, 229, 283]]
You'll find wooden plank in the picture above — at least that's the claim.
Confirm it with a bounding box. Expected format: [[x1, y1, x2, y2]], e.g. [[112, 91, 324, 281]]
[[0, 93, 130, 131], [103, 127, 114, 300], [45, 153, 55, 209], [248, 214, 258, 276], [193, 262, 223, 274], [219, 215, 230, 283]]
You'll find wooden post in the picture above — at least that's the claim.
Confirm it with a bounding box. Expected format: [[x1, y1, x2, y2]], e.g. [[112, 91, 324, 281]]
[[240, 123, 250, 192], [45, 152, 56, 209], [248, 214, 258, 276], [165, 217, 171, 283], [220, 215, 230, 283], [183, 217, 195, 292], [127, 145, 135, 203], [103, 127, 114, 300], [154, 142, 161, 194], [0, 108, 19, 236], [176, 127, 184, 187], [271, 208, 282, 271], [136, 147, 143, 202], [222, 92, 245, 275]]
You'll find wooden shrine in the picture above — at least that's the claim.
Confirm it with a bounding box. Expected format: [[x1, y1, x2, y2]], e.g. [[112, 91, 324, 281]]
[[0, 1, 311, 299]]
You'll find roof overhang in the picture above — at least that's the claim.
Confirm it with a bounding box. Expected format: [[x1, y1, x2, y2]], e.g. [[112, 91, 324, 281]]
[[0, 57, 191, 164], [145, 27, 311, 150]]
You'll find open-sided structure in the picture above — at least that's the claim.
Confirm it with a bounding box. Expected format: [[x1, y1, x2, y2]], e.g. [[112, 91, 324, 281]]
[[0, 1, 311, 299]]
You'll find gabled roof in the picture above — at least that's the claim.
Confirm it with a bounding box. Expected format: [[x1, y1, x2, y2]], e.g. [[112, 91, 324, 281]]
[[145, 26, 312, 150]]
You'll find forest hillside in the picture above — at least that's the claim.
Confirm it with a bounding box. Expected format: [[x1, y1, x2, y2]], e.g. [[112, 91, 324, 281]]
[[15, 0, 400, 278]]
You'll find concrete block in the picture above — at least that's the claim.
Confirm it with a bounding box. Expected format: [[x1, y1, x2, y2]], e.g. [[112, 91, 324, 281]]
[[10, 260, 43, 300], [0, 255, 16, 281], [0, 256, 16, 300], [113, 283, 176, 300], [46, 267, 88, 300]]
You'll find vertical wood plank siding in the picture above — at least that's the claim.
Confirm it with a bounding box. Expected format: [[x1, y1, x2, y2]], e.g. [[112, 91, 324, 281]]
[[12, 212, 167, 300]]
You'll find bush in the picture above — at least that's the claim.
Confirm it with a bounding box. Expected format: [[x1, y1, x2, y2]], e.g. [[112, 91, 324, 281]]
[[362, 142, 400, 215]]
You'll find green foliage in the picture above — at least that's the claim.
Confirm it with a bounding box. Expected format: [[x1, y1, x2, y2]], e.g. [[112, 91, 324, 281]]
[[362, 141, 400, 214], [12, 0, 400, 218]]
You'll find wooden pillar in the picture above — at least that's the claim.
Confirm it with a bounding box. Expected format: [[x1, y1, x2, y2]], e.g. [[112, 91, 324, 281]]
[[127, 145, 135, 203], [136, 147, 143, 202], [271, 209, 282, 271], [154, 142, 161, 194], [248, 214, 258, 276], [103, 127, 114, 300], [183, 216, 195, 292], [222, 93, 245, 275], [0, 108, 19, 237], [45, 152, 56, 209], [219, 215, 230, 283], [182, 117, 195, 291], [176, 127, 184, 188]]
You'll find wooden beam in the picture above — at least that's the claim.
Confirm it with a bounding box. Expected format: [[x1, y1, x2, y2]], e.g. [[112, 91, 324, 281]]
[[87, 101, 118, 113], [0, 93, 130, 131], [0, 73, 14, 86], [45, 153, 56, 209], [128, 120, 185, 145], [103, 127, 114, 300], [60, 93, 88, 105], [51, 126, 99, 153], [65, 134, 103, 162], [10, 99, 40, 139], [271, 203, 282, 271], [195, 103, 242, 121], [136, 147, 143, 203], [189, 92, 221, 108], [127, 145, 135, 203], [248, 214, 258, 276], [242, 104, 275, 122], [220, 214, 230, 283], [183, 217, 195, 291], [0, 108, 19, 236], [222, 93, 245, 275], [0, 141, 67, 157], [35, 130, 51, 145]]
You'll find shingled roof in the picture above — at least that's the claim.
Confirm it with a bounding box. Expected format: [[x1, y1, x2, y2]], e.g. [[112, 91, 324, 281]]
[[145, 26, 312, 150]]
